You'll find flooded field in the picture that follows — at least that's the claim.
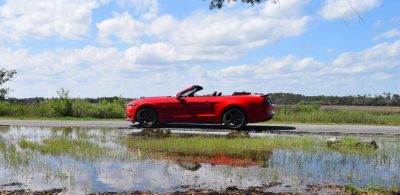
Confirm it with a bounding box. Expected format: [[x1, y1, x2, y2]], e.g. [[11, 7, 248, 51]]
[[0, 126, 399, 194]]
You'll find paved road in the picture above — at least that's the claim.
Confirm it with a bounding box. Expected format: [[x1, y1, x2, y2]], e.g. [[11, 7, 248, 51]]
[[0, 119, 399, 136]]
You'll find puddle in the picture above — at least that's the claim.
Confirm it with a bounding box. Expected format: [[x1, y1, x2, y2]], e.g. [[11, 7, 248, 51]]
[[0, 126, 399, 194]]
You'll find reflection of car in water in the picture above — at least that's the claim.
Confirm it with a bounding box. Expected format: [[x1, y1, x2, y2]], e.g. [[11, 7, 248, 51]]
[[176, 162, 202, 171], [167, 151, 273, 169], [126, 85, 275, 129]]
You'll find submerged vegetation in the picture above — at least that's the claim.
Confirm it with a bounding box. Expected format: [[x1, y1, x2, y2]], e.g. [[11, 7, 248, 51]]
[[1, 126, 400, 194], [18, 136, 108, 159], [0, 141, 31, 168], [127, 134, 387, 160]]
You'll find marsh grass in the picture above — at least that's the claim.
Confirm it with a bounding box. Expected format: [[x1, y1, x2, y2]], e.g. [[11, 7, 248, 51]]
[[1, 143, 31, 168], [129, 136, 316, 159], [326, 136, 380, 154], [0, 139, 5, 151], [18, 136, 109, 160], [0, 98, 125, 119], [271, 105, 400, 125], [2, 95, 400, 125], [127, 135, 388, 160]]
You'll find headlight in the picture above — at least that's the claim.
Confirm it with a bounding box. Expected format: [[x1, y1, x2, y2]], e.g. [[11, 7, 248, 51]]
[[127, 103, 136, 108]]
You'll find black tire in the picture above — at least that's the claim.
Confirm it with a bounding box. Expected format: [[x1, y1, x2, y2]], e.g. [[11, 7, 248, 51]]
[[136, 108, 158, 128], [222, 107, 247, 129]]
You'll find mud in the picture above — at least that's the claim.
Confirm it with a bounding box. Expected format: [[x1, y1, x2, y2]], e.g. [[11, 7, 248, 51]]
[[89, 185, 288, 195], [0, 188, 64, 195]]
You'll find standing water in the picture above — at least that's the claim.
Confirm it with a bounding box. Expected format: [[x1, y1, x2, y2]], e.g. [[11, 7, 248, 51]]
[[0, 126, 399, 194]]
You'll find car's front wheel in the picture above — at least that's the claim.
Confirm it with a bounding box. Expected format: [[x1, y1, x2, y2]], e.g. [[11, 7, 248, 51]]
[[136, 108, 158, 128], [223, 108, 247, 130]]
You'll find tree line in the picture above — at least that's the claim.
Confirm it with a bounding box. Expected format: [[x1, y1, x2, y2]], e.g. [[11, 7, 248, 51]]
[[2, 93, 399, 106], [269, 92, 400, 106], [2, 68, 399, 106]]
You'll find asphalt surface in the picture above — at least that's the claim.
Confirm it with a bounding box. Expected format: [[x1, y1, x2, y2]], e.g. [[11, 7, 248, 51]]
[[0, 119, 399, 136]]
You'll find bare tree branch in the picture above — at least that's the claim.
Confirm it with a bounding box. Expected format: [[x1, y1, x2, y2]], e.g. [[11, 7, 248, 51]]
[[206, 0, 267, 9], [342, 0, 365, 25]]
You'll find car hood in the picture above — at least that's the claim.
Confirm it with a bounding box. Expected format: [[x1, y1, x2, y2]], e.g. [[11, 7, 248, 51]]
[[139, 96, 173, 99]]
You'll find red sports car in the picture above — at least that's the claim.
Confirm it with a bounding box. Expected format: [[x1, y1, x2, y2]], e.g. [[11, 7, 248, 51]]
[[126, 85, 275, 129]]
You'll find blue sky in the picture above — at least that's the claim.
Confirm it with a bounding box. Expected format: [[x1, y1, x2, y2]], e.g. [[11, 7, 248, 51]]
[[1, 0, 399, 98]]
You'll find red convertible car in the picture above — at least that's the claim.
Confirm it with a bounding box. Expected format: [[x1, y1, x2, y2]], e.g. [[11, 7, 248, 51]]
[[126, 85, 275, 129]]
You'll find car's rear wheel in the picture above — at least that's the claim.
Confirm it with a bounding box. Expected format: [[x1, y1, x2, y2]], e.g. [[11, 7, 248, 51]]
[[136, 108, 158, 128], [223, 108, 247, 129]]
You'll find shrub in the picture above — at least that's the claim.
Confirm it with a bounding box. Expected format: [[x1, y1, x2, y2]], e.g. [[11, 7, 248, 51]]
[[49, 88, 73, 117]]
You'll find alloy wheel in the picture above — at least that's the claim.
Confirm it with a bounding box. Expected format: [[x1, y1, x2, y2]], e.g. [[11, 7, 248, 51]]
[[223, 108, 246, 129], [137, 108, 157, 128]]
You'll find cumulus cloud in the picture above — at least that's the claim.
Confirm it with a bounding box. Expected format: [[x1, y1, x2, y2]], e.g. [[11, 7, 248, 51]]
[[373, 28, 400, 42], [201, 40, 400, 94], [1, 0, 398, 97], [0, 0, 99, 42], [5, 39, 400, 97], [319, 0, 381, 20], [129, 0, 159, 20], [1, 44, 189, 97], [96, 0, 309, 61], [96, 12, 145, 45]]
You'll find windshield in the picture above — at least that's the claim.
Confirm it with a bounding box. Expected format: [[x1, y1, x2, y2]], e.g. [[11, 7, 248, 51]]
[[177, 85, 203, 97], [181, 88, 198, 97]]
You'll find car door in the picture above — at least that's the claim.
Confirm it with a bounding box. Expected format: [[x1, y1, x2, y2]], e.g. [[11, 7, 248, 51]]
[[184, 96, 218, 122], [158, 97, 192, 121]]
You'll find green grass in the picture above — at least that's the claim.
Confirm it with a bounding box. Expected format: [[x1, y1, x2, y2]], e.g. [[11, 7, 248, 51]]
[[0, 139, 6, 151], [0, 97, 126, 119], [0, 140, 31, 168], [127, 135, 382, 159], [18, 136, 109, 159], [2, 99, 400, 125], [269, 105, 400, 126], [0, 116, 124, 121]]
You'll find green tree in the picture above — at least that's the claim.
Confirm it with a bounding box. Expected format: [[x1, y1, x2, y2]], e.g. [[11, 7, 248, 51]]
[[206, 0, 268, 9], [0, 68, 17, 99]]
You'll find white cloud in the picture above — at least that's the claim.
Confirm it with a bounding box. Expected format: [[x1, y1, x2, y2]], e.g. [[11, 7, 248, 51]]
[[130, 0, 159, 20], [2, 44, 189, 97], [373, 72, 392, 80], [332, 40, 400, 72], [319, 0, 381, 20], [96, 12, 145, 45], [96, 0, 309, 61], [4, 39, 400, 97], [373, 28, 400, 42], [1, 0, 399, 97], [202, 40, 400, 94], [0, 0, 99, 42]]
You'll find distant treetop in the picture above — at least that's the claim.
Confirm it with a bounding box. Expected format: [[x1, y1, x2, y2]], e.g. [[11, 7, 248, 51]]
[[0, 68, 17, 100]]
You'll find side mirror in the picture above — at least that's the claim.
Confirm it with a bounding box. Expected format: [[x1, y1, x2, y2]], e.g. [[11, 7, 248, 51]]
[[176, 94, 182, 99]]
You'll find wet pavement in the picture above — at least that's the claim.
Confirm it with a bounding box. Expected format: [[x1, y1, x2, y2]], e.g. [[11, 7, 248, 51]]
[[0, 119, 400, 136]]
